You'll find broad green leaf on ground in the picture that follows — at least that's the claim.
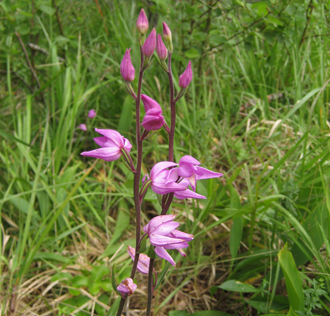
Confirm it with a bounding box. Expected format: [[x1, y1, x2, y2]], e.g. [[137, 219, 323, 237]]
[[219, 280, 257, 293]]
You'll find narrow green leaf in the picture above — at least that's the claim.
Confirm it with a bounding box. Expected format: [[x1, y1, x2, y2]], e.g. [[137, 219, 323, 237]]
[[108, 200, 130, 246], [106, 297, 121, 316], [278, 245, 304, 311], [118, 96, 133, 134], [287, 307, 298, 316]]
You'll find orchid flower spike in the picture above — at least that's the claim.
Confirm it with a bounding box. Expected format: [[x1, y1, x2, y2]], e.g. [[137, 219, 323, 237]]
[[142, 28, 156, 57], [141, 94, 165, 131], [88, 109, 96, 118], [117, 278, 137, 298], [77, 124, 87, 131], [143, 215, 194, 266], [156, 34, 168, 60], [127, 245, 150, 275], [120, 48, 135, 82], [137, 9, 148, 34], [81, 128, 132, 162], [179, 61, 192, 89]]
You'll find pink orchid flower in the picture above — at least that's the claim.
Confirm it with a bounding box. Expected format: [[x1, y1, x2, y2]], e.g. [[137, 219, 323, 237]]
[[143, 215, 194, 266], [117, 278, 137, 298], [81, 128, 132, 161]]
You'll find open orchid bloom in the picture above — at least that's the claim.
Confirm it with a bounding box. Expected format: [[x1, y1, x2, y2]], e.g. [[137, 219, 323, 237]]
[[117, 278, 137, 298], [143, 215, 194, 266], [81, 128, 132, 162], [147, 161, 186, 195], [166, 155, 223, 195], [127, 245, 150, 275]]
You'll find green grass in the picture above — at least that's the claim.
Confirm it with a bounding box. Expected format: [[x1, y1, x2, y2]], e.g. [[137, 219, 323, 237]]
[[0, 0, 330, 315]]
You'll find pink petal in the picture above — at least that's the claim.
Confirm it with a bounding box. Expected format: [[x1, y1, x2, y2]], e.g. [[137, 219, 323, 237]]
[[93, 136, 117, 148], [150, 161, 178, 179], [165, 168, 179, 185], [163, 241, 188, 249], [149, 234, 185, 246], [179, 155, 200, 166], [95, 128, 124, 147], [152, 221, 180, 236], [81, 147, 121, 161], [195, 167, 223, 180], [169, 230, 194, 242], [174, 189, 206, 200], [147, 215, 176, 234], [154, 246, 176, 266]]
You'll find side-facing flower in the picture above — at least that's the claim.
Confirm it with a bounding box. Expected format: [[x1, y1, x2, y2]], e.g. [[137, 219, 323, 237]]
[[117, 278, 137, 298], [77, 124, 87, 131], [165, 155, 223, 199], [88, 109, 96, 118], [136, 9, 148, 34], [120, 48, 135, 82], [179, 60, 192, 88], [142, 28, 156, 57], [141, 94, 165, 131], [143, 215, 194, 266], [156, 34, 168, 60], [81, 128, 132, 161], [127, 245, 150, 275]]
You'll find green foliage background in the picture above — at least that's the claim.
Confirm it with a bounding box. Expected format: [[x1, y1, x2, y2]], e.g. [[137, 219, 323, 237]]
[[0, 0, 330, 315]]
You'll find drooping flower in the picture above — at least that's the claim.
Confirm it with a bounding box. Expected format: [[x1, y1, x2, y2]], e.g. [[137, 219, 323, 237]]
[[179, 61, 192, 88], [81, 128, 132, 162], [142, 28, 156, 57], [78, 124, 87, 131], [117, 278, 137, 297], [127, 245, 150, 275], [120, 48, 135, 82], [143, 215, 194, 266], [141, 94, 165, 131], [136, 9, 148, 34], [88, 109, 96, 118], [156, 34, 167, 60]]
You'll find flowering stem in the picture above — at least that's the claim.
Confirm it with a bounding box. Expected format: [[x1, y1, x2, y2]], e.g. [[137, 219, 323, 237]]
[[146, 258, 155, 316], [116, 47, 145, 316]]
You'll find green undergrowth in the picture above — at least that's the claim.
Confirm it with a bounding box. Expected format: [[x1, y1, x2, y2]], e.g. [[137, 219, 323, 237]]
[[0, 0, 330, 315]]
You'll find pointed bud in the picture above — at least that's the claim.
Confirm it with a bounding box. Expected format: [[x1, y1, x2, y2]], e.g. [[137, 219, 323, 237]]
[[142, 28, 156, 57], [117, 278, 137, 298], [77, 124, 87, 131], [120, 48, 135, 82], [162, 22, 172, 43], [156, 34, 168, 60], [136, 9, 149, 34], [88, 109, 96, 118], [179, 61, 192, 88]]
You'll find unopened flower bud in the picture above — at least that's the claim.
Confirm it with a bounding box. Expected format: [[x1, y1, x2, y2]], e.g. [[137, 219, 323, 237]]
[[88, 109, 96, 118], [117, 278, 137, 298], [136, 9, 148, 34], [162, 22, 172, 43], [120, 48, 135, 82], [179, 60, 192, 88], [78, 124, 87, 131], [142, 28, 156, 57], [156, 34, 168, 60]]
